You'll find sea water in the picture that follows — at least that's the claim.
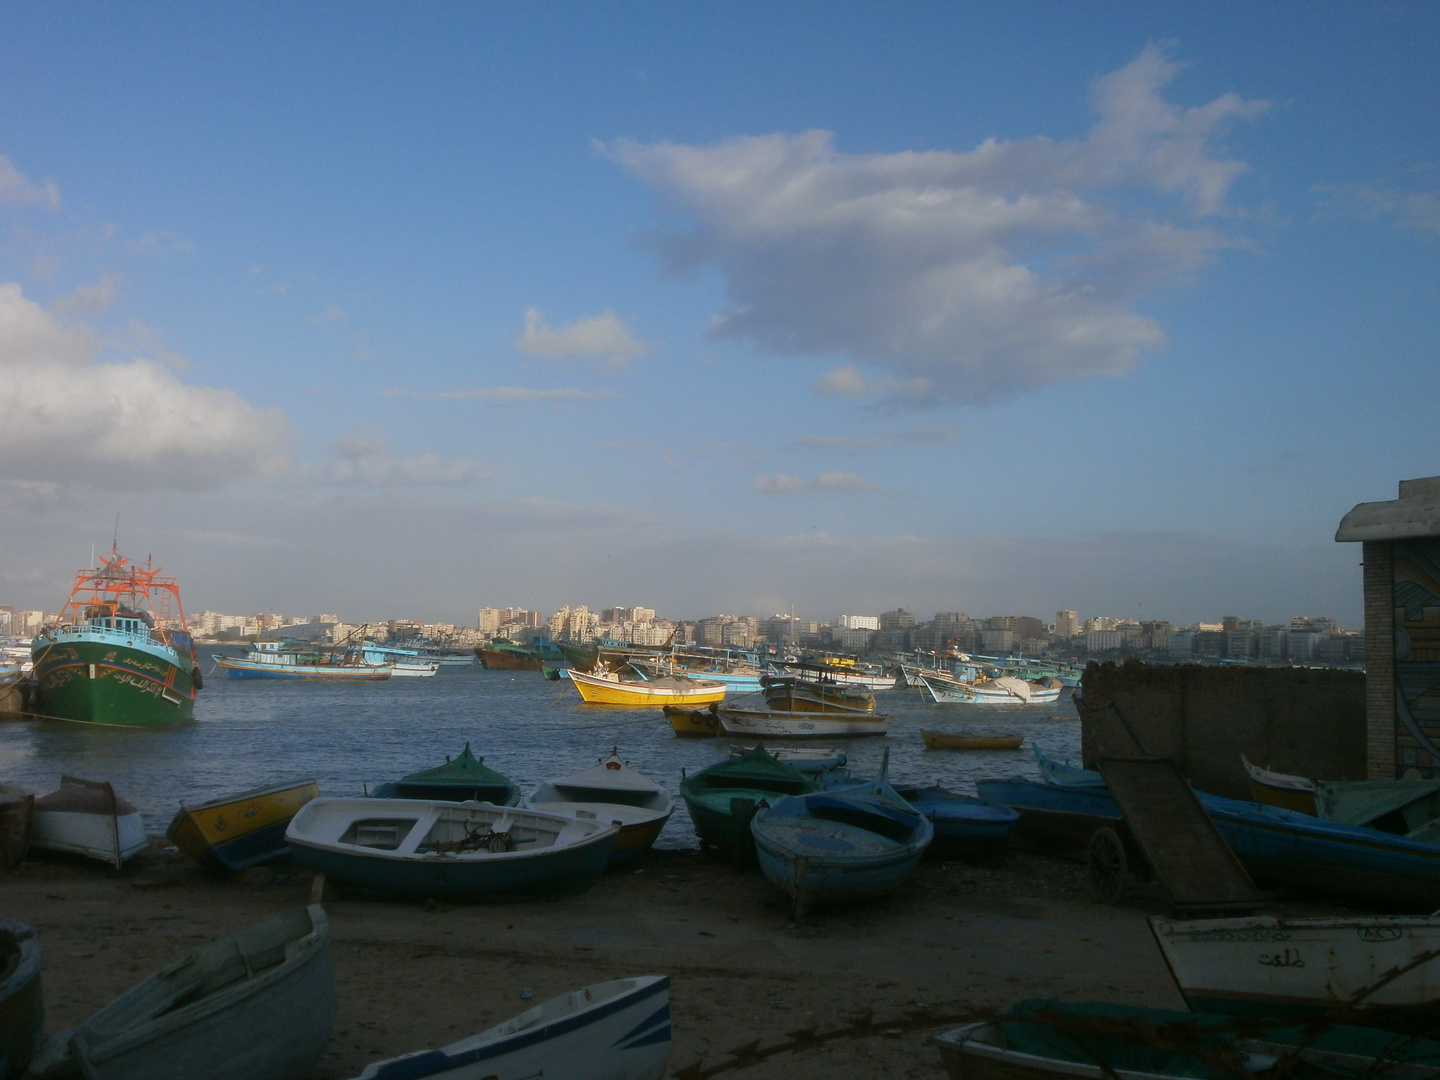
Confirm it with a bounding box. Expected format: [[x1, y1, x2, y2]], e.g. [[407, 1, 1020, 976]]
[[0, 648, 1084, 849]]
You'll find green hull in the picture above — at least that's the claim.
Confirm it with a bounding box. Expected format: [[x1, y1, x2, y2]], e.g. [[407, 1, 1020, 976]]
[[33, 638, 197, 727]]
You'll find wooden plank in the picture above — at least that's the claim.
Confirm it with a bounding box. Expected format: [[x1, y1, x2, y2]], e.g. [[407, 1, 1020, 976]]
[[1097, 756, 1259, 912]]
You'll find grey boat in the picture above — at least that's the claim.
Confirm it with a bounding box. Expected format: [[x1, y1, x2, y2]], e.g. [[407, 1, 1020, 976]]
[[31, 905, 334, 1080]]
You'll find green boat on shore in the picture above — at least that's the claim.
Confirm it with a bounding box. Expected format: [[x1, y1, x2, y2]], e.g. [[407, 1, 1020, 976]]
[[31, 548, 201, 727], [680, 747, 818, 856]]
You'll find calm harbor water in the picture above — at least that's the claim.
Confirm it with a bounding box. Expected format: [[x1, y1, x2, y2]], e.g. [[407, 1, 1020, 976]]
[[0, 649, 1084, 849]]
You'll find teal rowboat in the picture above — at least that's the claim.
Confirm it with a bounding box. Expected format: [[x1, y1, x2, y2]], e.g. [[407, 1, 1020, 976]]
[[679, 748, 817, 856], [370, 744, 519, 806]]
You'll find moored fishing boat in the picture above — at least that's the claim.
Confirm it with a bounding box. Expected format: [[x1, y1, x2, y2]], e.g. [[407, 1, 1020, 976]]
[[567, 665, 725, 707], [632, 652, 766, 693], [1150, 912, 1440, 1015], [31, 547, 201, 726], [166, 778, 320, 872], [216, 640, 392, 680], [476, 641, 546, 670], [347, 975, 671, 1080], [921, 672, 1061, 705], [356, 639, 439, 677], [922, 730, 1024, 750], [523, 749, 672, 864], [776, 659, 896, 691], [894, 785, 1018, 863], [31, 905, 334, 1080], [369, 743, 519, 805], [751, 752, 932, 918], [0, 916, 42, 1080], [31, 776, 149, 869], [718, 706, 889, 739], [1241, 755, 1318, 815], [664, 703, 723, 737], [679, 747, 818, 856], [285, 799, 618, 900], [761, 674, 875, 713]]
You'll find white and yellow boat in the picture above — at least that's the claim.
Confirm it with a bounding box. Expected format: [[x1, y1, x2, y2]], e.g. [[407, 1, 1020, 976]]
[[566, 664, 725, 707], [167, 777, 320, 871], [523, 749, 673, 864]]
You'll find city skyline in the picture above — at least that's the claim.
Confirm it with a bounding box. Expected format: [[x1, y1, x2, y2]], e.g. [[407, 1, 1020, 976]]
[[0, 6, 1433, 627]]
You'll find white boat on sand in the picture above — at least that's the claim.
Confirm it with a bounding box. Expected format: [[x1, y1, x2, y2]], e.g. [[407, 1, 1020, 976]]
[[31, 905, 334, 1080], [32, 776, 149, 869], [1150, 913, 1440, 1014], [348, 975, 671, 1080], [523, 749, 672, 864]]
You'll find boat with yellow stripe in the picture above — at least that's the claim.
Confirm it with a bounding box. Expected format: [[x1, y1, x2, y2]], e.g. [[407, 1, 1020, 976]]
[[167, 778, 320, 871], [566, 664, 725, 707]]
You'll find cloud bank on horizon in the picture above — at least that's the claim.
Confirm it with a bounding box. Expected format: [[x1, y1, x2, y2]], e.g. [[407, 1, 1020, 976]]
[[609, 43, 1267, 406]]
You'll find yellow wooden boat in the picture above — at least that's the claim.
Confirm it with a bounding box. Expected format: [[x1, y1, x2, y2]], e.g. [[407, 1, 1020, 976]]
[[1241, 754, 1318, 815], [663, 704, 723, 737], [567, 665, 725, 707], [921, 730, 1023, 751], [167, 777, 320, 871]]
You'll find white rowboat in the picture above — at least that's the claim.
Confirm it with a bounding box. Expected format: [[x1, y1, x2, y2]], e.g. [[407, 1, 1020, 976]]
[[718, 707, 889, 739], [31, 776, 148, 869]]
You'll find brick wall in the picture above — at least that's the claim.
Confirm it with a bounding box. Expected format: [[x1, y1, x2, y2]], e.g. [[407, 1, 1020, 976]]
[[1079, 660, 1367, 798], [1362, 540, 1396, 780]]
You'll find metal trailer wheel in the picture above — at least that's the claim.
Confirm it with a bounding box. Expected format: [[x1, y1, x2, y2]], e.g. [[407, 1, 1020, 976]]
[[1088, 826, 1129, 905]]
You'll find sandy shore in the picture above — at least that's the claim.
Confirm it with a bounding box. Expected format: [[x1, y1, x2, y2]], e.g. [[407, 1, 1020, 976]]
[[3, 842, 1344, 1079]]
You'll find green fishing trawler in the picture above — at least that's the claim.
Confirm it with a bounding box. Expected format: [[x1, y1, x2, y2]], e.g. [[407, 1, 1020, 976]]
[[30, 547, 202, 727]]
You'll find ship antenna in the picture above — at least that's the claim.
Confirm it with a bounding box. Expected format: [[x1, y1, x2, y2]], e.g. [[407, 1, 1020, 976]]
[[112, 513, 120, 554]]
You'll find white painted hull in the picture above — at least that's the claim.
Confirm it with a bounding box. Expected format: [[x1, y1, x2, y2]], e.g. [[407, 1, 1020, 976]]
[[350, 975, 670, 1080], [386, 662, 439, 677], [719, 709, 889, 738], [1150, 913, 1440, 1011], [32, 807, 149, 866]]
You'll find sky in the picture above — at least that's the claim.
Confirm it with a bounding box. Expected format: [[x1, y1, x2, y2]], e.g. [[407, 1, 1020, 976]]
[[0, 2, 1436, 628]]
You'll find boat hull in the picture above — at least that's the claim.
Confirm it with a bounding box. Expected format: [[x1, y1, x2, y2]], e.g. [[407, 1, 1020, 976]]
[[286, 799, 618, 901], [166, 779, 320, 872], [1150, 913, 1440, 1015], [53, 906, 334, 1080], [568, 670, 725, 706], [922, 675, 1062, 705], [922, 730, 1024, 750], [895, 787, 1017, 863], [718, 708, 889, 738], [0, 917, 42, 1080], [0, 786, 33, 872], [350, 976, 671, 1080], [32, 637, 197, 726], [663, 705, 723, 738], [216, 656, 390, 680], [475, 646, 544, 670]]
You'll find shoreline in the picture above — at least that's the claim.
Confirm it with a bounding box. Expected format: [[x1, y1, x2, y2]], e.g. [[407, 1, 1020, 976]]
[[4, 841, 1355, 1079]]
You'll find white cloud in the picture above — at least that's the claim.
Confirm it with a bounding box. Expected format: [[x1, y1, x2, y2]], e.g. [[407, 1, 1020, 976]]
[[0, 156, 59, 210], [123, 320, 190, 369], [514, 307, 647, 367], [319, 428, 494, 488], [608, 43, 1266, 406], [754, 471, 877, 494], [51, 275, 118, 319], [0, 282, 289, 490], [1315, 180, 1440, 236], [387, 385, 616, 404]]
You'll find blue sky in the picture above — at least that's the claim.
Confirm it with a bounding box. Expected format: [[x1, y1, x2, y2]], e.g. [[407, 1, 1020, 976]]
[[0, 2, 1435, 627]]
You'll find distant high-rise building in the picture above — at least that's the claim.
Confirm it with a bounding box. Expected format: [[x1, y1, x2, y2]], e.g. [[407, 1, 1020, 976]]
[[1055, 610, 1080, 639], [839, 614, 879, 630]]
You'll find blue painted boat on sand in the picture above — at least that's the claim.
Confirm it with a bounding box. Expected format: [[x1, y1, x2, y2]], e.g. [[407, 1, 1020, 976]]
[[894, 785, 1018, 863], [751, 752, 932, 917]]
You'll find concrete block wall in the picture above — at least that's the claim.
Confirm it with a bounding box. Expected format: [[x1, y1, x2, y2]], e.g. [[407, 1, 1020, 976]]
[[1079, 659, 1367, 798], [1363, 540, 1397, 780]]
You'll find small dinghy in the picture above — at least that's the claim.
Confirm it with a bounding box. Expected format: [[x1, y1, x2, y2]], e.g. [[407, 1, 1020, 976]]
[[523, 749, 672, 865], [31, 905, 334, 1080], [921, 730, 1023, 751], [751, 751, 932, 918], [728, 745, 848, 775], [0, 916, 42, 1080], [679, 747, 818, 857], [31, 776, 148, 869], [166, 778, 320, 872], [286, 799, 618, 900], [895, 785, 1018, 864], [347, 975, 671, 1080], [370, 744, 519, 806]]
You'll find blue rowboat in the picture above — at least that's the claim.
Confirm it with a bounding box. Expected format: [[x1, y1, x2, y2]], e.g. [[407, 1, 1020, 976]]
[[980, 777, 1440, 911], [894, 785, 1018, 864], [1032, 745, 1105, 787], [348, 976, 671, 1080], [166, 778, 320, 872], [751, 751, 933, 918], [285, 799, 618, 901]]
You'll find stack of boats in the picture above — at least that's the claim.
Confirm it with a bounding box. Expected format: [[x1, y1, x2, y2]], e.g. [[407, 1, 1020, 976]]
[[6, 905, 670, 1080]]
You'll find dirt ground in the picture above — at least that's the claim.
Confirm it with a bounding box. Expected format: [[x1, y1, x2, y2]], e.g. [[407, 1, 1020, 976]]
[[2, 842, 1344, 1079]]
